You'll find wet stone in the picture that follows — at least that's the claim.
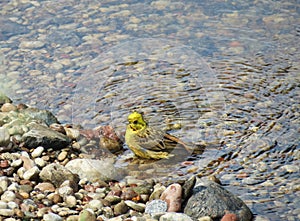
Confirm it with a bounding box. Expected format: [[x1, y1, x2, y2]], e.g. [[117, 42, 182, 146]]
[[0, 93, 12, 105], [19, 41, 45, 49]]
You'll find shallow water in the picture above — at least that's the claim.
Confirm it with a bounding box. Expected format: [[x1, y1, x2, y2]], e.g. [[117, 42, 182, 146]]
[[1, 0, 299, 219]]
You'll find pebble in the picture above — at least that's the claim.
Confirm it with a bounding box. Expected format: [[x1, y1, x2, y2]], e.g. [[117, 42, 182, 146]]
[[114, 200, 128, 215], [1, 103, 17, 112], [159, 212, 193, 221], [31, 146, 45, 158], [0, 208, 14, 216], [0, 191, 16, 202], [10, 158, 23, 167], [145, 199, 168, 215], [198, 216, 213, 221], [124, 200, 146, 212], [0, 127, 10, 146], [43, 212, 63, 221], [65, 195, 77, 208], [23, 166, 40, 180], [57, 151, 68, 161], [281, 165, 299, 173], [87, 199, 103, 211], [160, 183, 182, 212], [34, 157, 46, 167], [19, 41, 45, 49], [0, 201, 7, 209], [0, 177, 9, 191], [78, 209, 96, 221]]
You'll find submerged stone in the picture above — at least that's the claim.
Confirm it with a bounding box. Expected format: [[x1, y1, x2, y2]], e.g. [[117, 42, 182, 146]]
[[0, 93, 12, 105]]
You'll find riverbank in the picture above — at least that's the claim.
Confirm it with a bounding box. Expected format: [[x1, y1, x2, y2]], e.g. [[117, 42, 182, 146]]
[[0, 93, 252, 221]]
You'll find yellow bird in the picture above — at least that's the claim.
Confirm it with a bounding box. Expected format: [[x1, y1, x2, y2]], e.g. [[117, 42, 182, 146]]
[[125, 111, 193, 159]]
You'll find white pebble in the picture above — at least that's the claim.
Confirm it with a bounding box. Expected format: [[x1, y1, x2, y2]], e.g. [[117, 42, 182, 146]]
[[10, 159, 23, 167], [65, 195, 77, 208], [0, 208, 14, 217], [0, 201, 7, 209], [0, 177, 9, 191], [7, 201, 18, 209], [34, 157, 46, 167], [23, 166, 40, 180], [31, 146, 45, 158], [43, 212, 63, 221], [0, 191, 16, 202]]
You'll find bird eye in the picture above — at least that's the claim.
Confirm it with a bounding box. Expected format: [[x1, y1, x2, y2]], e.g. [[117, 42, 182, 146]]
[[133, 120, 138, 124]]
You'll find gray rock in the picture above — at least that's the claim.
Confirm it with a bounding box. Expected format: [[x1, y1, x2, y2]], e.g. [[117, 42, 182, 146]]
[[20, 108, 58, 126], [114, 200, 128, 215], [145, 199, 168, 215], [40, 163, 79, 188], [22, 122, 71, 149], [0, 93, 12, 105], [124, 200, 145, 212], [87, 199, 104, 211], [0, 127, 10, 146], [65, 158, 125, 182], [184, 180, 253, 221], [182, 175, 196, 202], [159, 212, 193, 221]]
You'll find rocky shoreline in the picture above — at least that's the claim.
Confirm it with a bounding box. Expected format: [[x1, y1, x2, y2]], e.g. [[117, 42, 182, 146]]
[[0, 93, 252, 221]]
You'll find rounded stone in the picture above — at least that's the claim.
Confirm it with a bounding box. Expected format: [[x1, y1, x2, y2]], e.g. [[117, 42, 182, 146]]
[[87, 199, 103, 211], [1, 103, 17, 112], [0, 190, 16, 202], [0, 127, 10, 146], [43, 212, 63, 221], [57, 151, 68, 161], [0, 208, 14, 216], [65, 195, 77, 208], [31, 146, 45, 158], [145, 199, 168, 215], [79, 209, 96, 221], [23, 166, 40, 180]]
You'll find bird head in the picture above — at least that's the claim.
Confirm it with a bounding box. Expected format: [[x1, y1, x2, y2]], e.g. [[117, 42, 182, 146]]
[[127, 111, 147, 131]]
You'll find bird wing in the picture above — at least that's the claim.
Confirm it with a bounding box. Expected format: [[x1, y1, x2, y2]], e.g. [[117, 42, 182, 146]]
[[135, 127, 167, 151]]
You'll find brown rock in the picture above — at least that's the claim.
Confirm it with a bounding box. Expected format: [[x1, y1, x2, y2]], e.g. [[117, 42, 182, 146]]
[[221, 213, 238, 221], [160, 183, 182, 212], [1, 103, 17, 112], [35, 182, 56, 192]]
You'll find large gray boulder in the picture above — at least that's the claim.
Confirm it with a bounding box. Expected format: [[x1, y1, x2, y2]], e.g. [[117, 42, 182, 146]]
[[184, 180, 253, 221]]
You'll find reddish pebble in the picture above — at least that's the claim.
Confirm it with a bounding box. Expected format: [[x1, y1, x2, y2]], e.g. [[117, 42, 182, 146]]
[[181, 161, 194, 166], [160, 183, 182, 212], [221, 213, 238, 221], [0, 160, 9, 168]]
